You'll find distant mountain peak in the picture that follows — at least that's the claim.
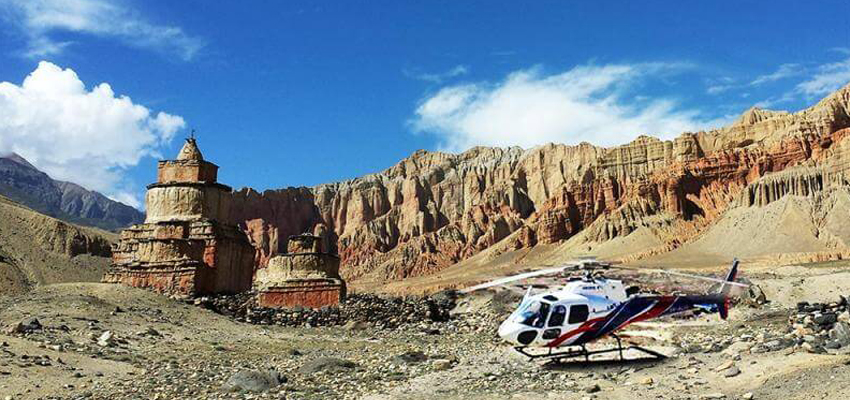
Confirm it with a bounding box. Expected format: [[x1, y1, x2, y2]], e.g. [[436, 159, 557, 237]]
[[1, 152, 38, 169], [0, 153, 144, 231]]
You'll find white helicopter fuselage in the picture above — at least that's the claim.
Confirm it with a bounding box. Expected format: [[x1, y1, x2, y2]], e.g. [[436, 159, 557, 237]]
[[497, 278, 630, 348], [489, 260, 741, 359]]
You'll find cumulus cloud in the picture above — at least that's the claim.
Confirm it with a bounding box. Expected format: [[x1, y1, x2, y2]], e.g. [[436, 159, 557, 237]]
[[412, 63, 726, 151], [0, 61, 185, 208], [0, 0, 204, 60]]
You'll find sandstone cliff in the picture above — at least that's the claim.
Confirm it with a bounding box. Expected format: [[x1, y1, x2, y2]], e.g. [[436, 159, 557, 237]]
[[232, 83, 850, 286]]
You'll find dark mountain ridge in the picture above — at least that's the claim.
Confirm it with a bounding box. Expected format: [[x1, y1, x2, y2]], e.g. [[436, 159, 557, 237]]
[[0, 153, 144, 231]]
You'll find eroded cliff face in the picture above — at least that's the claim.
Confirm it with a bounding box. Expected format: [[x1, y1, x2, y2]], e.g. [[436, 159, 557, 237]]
[[232, 84, 850, 283], [0, 194, 114, 295]]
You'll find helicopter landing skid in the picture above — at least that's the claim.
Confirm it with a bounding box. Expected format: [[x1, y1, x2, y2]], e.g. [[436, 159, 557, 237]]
[[513, 335, 666, 363]]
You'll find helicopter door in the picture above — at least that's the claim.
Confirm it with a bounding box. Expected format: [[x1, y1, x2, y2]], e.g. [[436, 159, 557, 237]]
[[542, 305, 567, 340]]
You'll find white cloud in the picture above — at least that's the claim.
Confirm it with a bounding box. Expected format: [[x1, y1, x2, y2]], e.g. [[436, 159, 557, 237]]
[[705, 76, 736, 95], [753, 56, 850, 107], [751, 63, 804, 86], [404, 65, 469, 84], [707, 84, 734, 95], [107, 190, 143, 209], [794, 56, 850, 97], [0, 0, 204, 60], [0, 61, 185, 208], [412, 63, 727, 151]]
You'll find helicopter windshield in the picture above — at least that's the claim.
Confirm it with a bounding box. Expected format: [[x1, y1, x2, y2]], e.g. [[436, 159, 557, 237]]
[[513, 300, 550, 328]]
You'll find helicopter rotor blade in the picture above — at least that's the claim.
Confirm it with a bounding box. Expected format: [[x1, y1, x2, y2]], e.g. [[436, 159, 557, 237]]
[[610, 265, 750, 288], [459, 259, 750, 294], [460, 263, 580, 293]]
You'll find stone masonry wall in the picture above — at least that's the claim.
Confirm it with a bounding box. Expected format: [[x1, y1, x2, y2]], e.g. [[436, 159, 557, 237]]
[[157, 160, 218, 183], [145, 184, 233, 224]]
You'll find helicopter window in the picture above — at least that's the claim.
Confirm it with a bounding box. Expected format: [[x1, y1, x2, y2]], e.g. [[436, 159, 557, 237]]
[[568, 304, 589, 324], [514, 301, 551, 328], [542, 328, 561, 340], [548, 305, 566, 327]]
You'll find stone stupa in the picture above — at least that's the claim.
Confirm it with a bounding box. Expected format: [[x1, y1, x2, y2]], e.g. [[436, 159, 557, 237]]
[[254, 224, 346, 308], [104, 137, 255, 296]]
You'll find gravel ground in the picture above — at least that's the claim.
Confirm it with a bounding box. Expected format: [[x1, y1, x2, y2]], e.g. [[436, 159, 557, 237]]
[[2, 280, 850, 400]]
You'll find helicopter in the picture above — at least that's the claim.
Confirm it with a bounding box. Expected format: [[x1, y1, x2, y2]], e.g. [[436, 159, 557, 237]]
[[463, 258, 747, 363]]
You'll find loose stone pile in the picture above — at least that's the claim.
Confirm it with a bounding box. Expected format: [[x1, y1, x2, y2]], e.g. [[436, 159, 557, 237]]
[[195, 292, 458, 329], [790, 297, 850, 352]]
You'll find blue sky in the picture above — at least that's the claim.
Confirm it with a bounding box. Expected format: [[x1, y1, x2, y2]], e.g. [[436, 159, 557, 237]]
[[0, 0, 848, 208]]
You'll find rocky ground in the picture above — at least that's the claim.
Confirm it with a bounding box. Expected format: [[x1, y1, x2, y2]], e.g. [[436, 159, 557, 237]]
[[2, 263, 850, 400]]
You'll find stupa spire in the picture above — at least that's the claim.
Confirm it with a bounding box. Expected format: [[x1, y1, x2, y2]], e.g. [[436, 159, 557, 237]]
[[176, 133, 203, 161]]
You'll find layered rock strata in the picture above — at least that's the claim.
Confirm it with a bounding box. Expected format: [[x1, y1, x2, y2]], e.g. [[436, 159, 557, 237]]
[[230, 84, 850, 284], [254, 226, 346, 308], [104, 139, 254, 295]]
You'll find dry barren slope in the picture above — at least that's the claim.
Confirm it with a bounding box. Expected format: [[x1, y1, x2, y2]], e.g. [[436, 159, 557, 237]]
[[0, 194, 114, 295]]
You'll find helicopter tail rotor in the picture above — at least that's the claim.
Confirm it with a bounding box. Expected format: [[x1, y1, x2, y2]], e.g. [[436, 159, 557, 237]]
[[717, 258, 740, 320]]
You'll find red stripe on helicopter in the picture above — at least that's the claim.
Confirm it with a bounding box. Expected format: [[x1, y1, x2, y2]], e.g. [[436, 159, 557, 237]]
[[631, 296, 676, 323], [611, 296, 677, 332], [547, 297, 678, 348], [546, 317, 607, 348]]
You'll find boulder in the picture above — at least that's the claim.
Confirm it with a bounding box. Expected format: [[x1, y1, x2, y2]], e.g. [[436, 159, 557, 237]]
[[221, 369, 286, 393], [97, 331, 115, 347], [829, 321, 850, 346], [813, 312, 837, 326], [432, 359, 455, 371], [392, 351, 428, 365], [745, 284, 768, 305], [584, 384, 601, 393], [298, 357, 357, 374], [7, 317, 42, 334], [342, 320, 370, 331]]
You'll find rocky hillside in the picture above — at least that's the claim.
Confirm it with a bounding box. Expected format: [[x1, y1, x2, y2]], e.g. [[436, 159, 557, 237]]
[[0, 194, 114, 295], [230, 83, 850, 285], [0, 153, 144, 231]]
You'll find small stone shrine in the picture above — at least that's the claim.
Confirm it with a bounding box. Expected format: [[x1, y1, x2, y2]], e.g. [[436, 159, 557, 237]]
[[254, 226, 347, 308]]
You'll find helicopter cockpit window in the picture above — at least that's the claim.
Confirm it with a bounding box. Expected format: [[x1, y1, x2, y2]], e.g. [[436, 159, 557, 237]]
[[514, 301, 551, 328], [548, 305, 566, 327], [568, 304, 589, 324]]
